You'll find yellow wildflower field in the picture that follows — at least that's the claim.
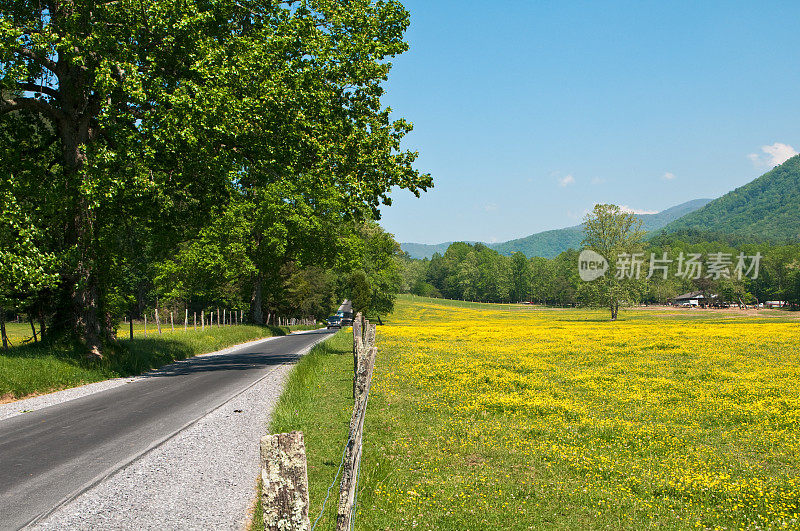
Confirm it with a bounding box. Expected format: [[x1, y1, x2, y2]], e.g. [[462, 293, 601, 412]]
[[358, 296, 800, 529]]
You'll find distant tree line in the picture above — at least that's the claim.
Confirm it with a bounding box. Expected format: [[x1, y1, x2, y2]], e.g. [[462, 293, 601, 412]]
[[400, 230, 800, 309]]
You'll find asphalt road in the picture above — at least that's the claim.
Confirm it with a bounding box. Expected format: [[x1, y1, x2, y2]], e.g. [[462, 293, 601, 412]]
[[0, 329, 333, 530]]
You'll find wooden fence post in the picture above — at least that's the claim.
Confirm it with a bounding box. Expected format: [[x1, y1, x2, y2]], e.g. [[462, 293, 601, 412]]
[[185, 309, 188, 331], [170, 311, 174, 332], [217, 308, 220, 328], [338, 345, 377, 530], [352, 313, 363, 398], [365, 323, 376, 349], [144, 314, 147, 338], [155, 309, 162, 335], [260, 431, 311, 530], [223, 309, 226, 327], [201, 310, 205, 332]]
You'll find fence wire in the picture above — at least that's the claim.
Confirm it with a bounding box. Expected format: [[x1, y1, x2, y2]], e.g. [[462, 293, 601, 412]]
[[311, 370, 372, 531]]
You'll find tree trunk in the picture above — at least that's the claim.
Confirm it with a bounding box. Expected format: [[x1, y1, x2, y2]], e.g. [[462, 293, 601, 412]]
[[60, 98, 105, 357], [38, 306, 47, 339], [29, 316, 38, 343], [1, 308, 7, 350], [250, 278, 264, 324]]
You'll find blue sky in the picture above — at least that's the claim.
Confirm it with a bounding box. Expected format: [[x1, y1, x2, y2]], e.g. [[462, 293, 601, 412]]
[[377, 1, 800, 244]]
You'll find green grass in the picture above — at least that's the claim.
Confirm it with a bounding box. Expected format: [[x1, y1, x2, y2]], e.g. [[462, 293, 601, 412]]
[[399, 293, 542, 312], [251, 330, 355, 530], [0, 325, 287, 401], [2, 321, 39, 345]]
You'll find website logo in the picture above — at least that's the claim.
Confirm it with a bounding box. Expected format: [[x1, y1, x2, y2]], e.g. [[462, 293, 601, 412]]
[[578, 250, 609, 281]]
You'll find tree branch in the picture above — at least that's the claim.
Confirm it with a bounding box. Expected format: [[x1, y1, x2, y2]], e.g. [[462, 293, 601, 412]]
[[18, 82, 60, 100], [0, 96, 66, 123], [13, 46, 58, 74]]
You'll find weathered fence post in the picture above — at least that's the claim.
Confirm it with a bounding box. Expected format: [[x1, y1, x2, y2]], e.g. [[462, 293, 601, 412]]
[[184, 309, 188, 331], [338, 345, 377, 530], [352, 313, 363, 398], [223, 309, 226, 327], [260, 431, 311, 531], [217, 308, 221, 328], [194, 311, 197, 331], [155, 309, 162, 335], [201, 310, 205, 332], [170, 311, 174, 332], [144, 314, 147, 338], [365, 322, 376, 349]]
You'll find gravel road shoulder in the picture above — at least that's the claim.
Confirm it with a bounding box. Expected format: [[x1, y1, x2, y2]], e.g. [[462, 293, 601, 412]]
[[25, 331, 327, 530]]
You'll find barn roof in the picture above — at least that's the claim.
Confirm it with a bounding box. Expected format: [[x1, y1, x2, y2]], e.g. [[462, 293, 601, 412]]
[[673, 291, 707, 301]]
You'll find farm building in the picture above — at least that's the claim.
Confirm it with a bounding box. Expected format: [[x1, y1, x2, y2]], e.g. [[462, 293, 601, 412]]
[[671, 291, 719, 307]]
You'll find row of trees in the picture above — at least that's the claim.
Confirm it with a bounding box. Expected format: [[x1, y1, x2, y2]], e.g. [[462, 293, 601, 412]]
[[400, 205, 800, 315], [0, 0, 427, 354]]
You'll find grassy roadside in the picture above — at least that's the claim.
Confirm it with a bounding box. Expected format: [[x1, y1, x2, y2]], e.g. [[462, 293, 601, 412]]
[[0, 325, 290, 401], [251, 330, 354, 530]]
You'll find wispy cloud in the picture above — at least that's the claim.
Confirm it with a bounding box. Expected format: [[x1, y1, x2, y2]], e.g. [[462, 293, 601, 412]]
[[748, 142, 798, 169], [662, 172, 676, 181], [483, 202, 498, 212], [620, 205, 659, 215], [558, 174, 575, 187], [590, 176, 605, 185]]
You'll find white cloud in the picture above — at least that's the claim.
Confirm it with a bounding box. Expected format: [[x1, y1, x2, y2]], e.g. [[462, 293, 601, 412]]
[[620, 205, 659, 215], [662, 172, 676, 181], [748, 142, 798, 169], [558, 174, 575, 187], [483, 202, 498, 212]]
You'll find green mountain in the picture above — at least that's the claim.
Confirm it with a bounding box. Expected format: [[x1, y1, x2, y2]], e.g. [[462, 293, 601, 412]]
[[400, 242, 456, 260], [401, 198, 711, 259], [491, 198, 712, 258], [660, 154, 800, 242]]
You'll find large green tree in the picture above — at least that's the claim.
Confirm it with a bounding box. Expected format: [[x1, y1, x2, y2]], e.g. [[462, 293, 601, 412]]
[[1, 0, 430, 354], [580, 204, 646, 320]]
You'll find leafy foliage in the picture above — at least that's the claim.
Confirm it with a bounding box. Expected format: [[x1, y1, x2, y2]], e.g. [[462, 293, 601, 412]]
[[0, 0, 430, 352]]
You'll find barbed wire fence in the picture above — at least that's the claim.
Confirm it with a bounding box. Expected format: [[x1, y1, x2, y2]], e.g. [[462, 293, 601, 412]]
[[259, 313, 377, 531]]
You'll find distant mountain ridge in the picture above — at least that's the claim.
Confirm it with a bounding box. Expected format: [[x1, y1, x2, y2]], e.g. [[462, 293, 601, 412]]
[[659, 154, 800, 242], [401, 198, 712, 259]]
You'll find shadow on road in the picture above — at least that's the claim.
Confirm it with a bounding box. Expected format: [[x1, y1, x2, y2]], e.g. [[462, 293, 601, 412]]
[[138, 329, 333, 378]]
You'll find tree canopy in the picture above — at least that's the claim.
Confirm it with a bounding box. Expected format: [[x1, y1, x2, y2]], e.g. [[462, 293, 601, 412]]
[[0, 0, 431, 353]]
